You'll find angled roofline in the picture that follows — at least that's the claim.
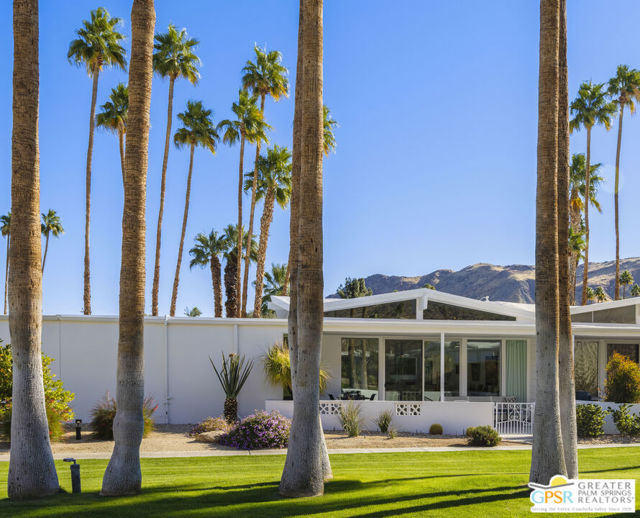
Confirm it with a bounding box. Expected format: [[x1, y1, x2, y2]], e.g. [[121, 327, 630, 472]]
[[570, 296, 640, 314]]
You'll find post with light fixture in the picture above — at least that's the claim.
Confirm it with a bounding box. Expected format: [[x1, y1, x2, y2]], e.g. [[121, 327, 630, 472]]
[[63, 458, 81, 493], [75, 419, 82, 440]]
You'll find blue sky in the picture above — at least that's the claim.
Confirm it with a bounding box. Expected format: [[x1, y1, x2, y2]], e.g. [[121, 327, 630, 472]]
[[1, 1, 639, 316]]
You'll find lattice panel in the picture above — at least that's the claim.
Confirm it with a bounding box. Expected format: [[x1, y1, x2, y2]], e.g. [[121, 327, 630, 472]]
[[395, 403, 422, 416], [319, 402, 341, 415]]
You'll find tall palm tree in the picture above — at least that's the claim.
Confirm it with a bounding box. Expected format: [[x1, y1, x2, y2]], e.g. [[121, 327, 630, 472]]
[[569, 154, 603, 303], [222, 224, 257, 318], [8, 0, 59, 499], [100, 0, 155, 497], [630, 284, 640, 298], [246, 145, 292, 317], [530, 0, 567, 485], [280, 0, 328, 497], [585, 286, 595, 303], [607, 65, 640, 300], [68, 7, 126, 316], [169, 101, 219, 317], [570, 81, 616, 306], [151, 24, 200, 317], [1, 213, 10, 316], [619, 270, 634, 299], [96, 83, 128, 184], [217, 90, 269, 316], [240, 45, 288, 317], [189, 230, 228, 317], [40, 209, 64, 273]]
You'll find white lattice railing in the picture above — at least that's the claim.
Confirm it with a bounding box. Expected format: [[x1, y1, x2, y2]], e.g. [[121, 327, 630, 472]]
[[493, 402, 535, 436]]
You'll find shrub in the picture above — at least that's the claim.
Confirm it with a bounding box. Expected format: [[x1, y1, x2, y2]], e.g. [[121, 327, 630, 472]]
[[90, 393, 157, 440], [465, 426, 476, 437], [610, 404, 640, 437], [576, 404, 608, 437], [0, 341, 74, 442], [605, 352, 640, 403], [188, 416, 231, 437], [210, 353, 253, 423], [387, 427, 398, 439], [263, 342, 329, 397], [467, 425, 501, 447], [375, 409, 392, 434], [429, 423, 443, 435], [218, 410, 290, 450], [339, 401, 363, 437]]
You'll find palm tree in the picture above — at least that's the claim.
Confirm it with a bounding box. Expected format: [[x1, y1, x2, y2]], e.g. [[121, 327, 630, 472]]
[[323, 105, 337, 155], [184, 306, 201, 317], [607, 65, 640, 300], [594, 286, 608, 303], [151, 24, 200, 317], [169, 101, 219, 317], [246, 145, 292, 317], [222, 224, 258, 318], [100, 0, 155, 497], [280, 0, 328, 497], [262, 263, 288, 313], [68, 7, 126, 316], [569, 154, 603, 303], [217, 90, 269, 317], [96, 83, 128, 184], [585, 286, 595, 304], [619, 270, 634, 299], [189, 230, 228, 317], [530, 0, 567, 485], [8, 0, 59, 499], [240, 45, 288, 317], [570, 81, 616, 306], [1, 213, 10, 315], [40, 209, 64, 273], [630, 284, 640, 298]]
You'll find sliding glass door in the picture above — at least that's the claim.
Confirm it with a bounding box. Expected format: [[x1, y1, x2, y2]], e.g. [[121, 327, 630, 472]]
[[385, 339, 422, 401]]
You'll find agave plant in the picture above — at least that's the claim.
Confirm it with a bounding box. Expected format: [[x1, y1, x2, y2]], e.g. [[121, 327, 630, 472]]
[[263, 342, 328, 397], [210, 353, 253, 423]]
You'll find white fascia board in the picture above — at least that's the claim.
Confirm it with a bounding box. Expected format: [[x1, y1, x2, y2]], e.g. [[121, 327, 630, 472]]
[[319, 289, 429, 312], [571, 297, 640, 314]]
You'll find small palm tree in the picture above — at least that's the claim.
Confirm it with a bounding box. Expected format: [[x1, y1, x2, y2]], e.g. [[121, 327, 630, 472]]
[[151, 24, 200, 317], [40, 210, 64, 274], [585, 286, 596, 304], [323, 105, 338, 155], [263, 342, 328, 398], [68, 7, 126, 315], [619, 270, 634, 299], [210, 353, 253, 423], [608, 65, 640, 300], [630, 284, 640, 298], [1, 213, 10, 315], [570, 81, 616, 305], [594, 286, 608, 303], [222, 224, 258, 318], [189, 230, 229, 317], [96, 83, 128, 184], [169, 101, 219, 317], [217, 90, 269, 317], [184, 306, 201, 317], [244, 145, 292, 317]]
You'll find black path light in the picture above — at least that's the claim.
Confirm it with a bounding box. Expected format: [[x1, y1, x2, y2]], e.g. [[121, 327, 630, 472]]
[[75, 419, 82, 440], [63, 458, 81, 494]]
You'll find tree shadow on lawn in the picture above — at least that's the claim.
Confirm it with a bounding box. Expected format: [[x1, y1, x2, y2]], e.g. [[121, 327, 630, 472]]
[[0, 476, 530, 518]]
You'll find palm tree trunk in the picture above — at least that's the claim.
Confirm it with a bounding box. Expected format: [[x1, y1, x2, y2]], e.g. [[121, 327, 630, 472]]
[[614, 104, 623, 300], [169, 143, 195, 317], [235, 135, 246, 317], [151, 76, 176, 316], [41, 233, 49, 273], [3, 236, 9, 315], [557, 0, 577, 478], [282, 261, 290, 296], [568, 188, 581, 305], [580, 127, 592, 305], [211, 256, 222, 317], [8, 0, 59, 499], [280, 0, 328, 498], [224, 255, 237, 317], [101, 0, 155, 496], [530, 0, 566, 485], [118, 126, 126, 186], [253, 186, 276, 317], [242, 94, 267, 317], [83, 65, 100, 315]]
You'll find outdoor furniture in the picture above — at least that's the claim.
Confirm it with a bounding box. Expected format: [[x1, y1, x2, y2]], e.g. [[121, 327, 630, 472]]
[[369, 393, 376, 400], [328, 394, 336, 400]]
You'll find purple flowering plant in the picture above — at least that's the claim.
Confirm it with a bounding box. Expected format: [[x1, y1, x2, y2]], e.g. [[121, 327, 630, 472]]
[[218, 410, 291, 450]]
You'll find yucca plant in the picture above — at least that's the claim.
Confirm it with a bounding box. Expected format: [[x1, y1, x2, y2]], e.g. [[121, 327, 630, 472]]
[[210, 353, 254, 423]]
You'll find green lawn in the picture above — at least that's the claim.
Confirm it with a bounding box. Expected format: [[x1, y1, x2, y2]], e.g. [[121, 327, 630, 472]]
[[0, 449, 637, 517]]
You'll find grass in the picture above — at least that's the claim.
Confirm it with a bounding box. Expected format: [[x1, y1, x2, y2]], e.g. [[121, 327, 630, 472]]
[[0, 449, 638, 517]]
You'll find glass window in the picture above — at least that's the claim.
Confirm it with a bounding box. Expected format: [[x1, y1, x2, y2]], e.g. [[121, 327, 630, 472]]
[[467, 340, 501, 396], [575, 341, 598, 397], [384, 339, 422, 401], [423, 301, 515, 321], [341, 338, 379, 399], [423, 340, 460, 400], [607, 343, 639, 364], [326, 300, 416, 319]]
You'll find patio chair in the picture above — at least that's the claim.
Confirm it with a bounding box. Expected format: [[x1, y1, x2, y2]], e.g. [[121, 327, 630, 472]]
[[369, 393, 376, 401], [328, 394, 336, 400]]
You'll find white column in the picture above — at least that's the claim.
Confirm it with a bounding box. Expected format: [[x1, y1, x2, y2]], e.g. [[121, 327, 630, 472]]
[[440, 331, 445, 401], [460, 339, 468, 397], [378, 337, 385, 400]]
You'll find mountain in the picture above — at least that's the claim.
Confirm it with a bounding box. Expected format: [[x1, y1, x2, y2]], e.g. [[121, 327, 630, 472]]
[[334, 258, 640, 303]]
